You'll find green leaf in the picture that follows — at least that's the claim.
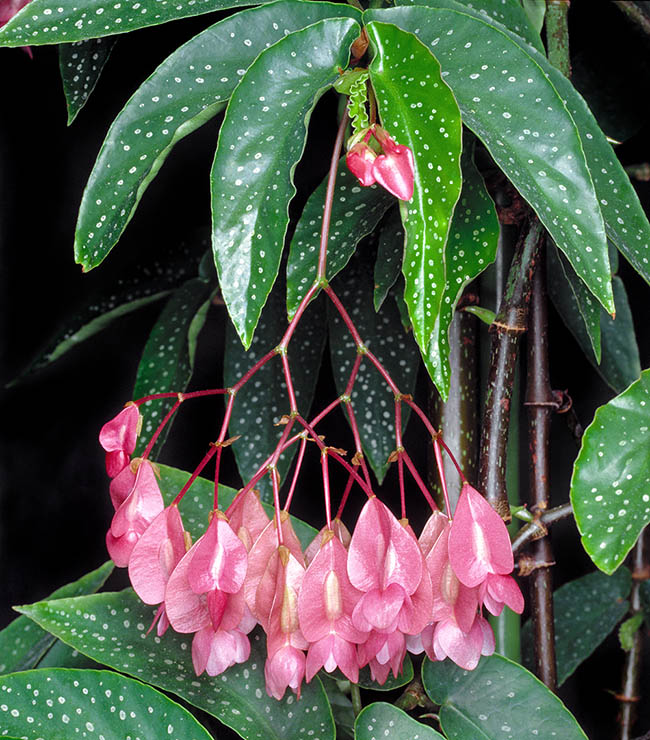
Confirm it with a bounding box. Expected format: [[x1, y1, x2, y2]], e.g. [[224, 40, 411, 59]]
[[367, 21, 463, 354], [522, 0, 546, 34], [0, 668, 213, 740], [0, 562, 113, 675], [0, 0, 278, 46], [422, 654, 588, 739], [18, 591, 335, 740], [223, 281, 327, 503], [286, 161, 394, 318], [521, 568, 632, 686], [211, 17, 360, 347], [570, 369, 650, 574], [156, 463, 318, 549], [373, 208, 404, 311], [134, 277, 213, 456], [328, 253, 421, 482], [59, 37, 116, 124], [365, 6, 614, 315], [36, 640, 101, 670], [74, 1, 358, 271], [355, 702, 445, 739], [423, 136, 499, 400], [321, 678, 355, 740], [463, 305, 495, 325], [619, 612, 644, 652]]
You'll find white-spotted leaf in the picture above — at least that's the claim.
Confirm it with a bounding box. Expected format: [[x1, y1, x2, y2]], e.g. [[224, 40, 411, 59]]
[[211, 17, 361, 348], [367, 21, 463, 354], [74, 1, 359, 271], [571, 369, 650, 574], [0, 668, 213, 739], [18, 591, 335, 740], [373, 208, 404, 311], [355, 702, 445, 739], [59, 37, 116, 124], [286, 160, 394, 318], [0, 562, 113, 675], [366, 6, 614, 314], [422, 654, 588, 739]]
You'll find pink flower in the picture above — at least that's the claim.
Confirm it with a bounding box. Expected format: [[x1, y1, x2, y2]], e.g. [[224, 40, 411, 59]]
[[371, 127, 415, 201], [357, 629, 406, 683], [106, 459, 164, 567], [99, 403, 141, 478], [226, 488, 271, 552], [448, 483, 514, 588], [480, 573, 524, 616], [346, 141, 377, 187], [430, 614, 495, 671], [192, 624, 251, 677], [304, 518, 351, 565], [264, 645, 306, 701], [0, 0, 32, 57]]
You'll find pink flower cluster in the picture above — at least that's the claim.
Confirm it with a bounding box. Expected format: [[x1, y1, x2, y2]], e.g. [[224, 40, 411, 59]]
[[100, 405, 523, 701], [346, 125, 415, 201]]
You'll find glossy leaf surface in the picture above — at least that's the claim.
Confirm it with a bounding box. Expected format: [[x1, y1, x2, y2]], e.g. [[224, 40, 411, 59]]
[[286, 161, 394, 318], [0, 562, 113, 675], [355, 702, 444, 739], [59, 37, 116, 124], [0, 0, 276, 46], [424, 137, 498, 399], [373, 208, 404, 311], [74, 1, 357, 271], [366, 5, 614, 314], [521, 568, 631, 686], [134, 277, 213, 455], [224, 282, 327, 502], [571, 369, 650, 573], [0, 668, 213, 739], [19, 591, 335, 740], [212, 17, 360, 347], [328, 254, 420, 482], [422, 654, 588, 739], [367, 21, 463, 353]]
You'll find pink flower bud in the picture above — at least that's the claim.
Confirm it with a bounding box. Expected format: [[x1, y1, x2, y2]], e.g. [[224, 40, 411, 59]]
[[345, 141, 377, 187], [99, 404, 141, 478]]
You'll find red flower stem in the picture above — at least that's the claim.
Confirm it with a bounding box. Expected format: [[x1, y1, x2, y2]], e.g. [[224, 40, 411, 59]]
[[344, 354, 363, 396], [395, 400, 406, 519], [324, 286, 365, 348], [344, 400, 372, 489], [311, 396, 345, 428], [401, 449, 439, 514], [321, 451, 333, 529], [336, 470, 355, 519], [437, 436, 468, 484], [280, 351, 298, 414], [230, 349, 276, 394], [141, 398, 183, 460], [136, 388, 227, 405], [278, 282, 320, 350], [213, 444, 223, 510], [271, 466, 284, 546], [284, 436, 307, 512], [172, 443, 219, 506], [433, 438, 452, 518]]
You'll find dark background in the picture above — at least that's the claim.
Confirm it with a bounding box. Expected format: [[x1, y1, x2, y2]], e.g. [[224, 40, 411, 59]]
[[1, 1, 650, 738]]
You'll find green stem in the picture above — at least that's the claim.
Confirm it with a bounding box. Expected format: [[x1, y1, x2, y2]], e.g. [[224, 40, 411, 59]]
[[350, 683, 363, 717]]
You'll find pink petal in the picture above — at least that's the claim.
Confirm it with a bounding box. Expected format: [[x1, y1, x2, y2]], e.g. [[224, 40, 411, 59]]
[[110, 460, 163, 538], [346, 142, 377, 187], [265, 548, 306, 648], [108, 464, 136, 511], [164, 545, 210, 633], [353, 584, 405, 633], [486, 573, 524, 615], [264, 645, 305, 700], [186, 514, 248, 595], [99, 404, 140, 455], [105, 529, 138, 568], [418, 510, 448, 558], [304, 518, 351, 565], [226, 489, 271, 551], [397, 560, 434, 635], [106, 450, 130, 479], [372, 145, 415, 201], [305, 634, 359, 683], [433, 618, 483, 670]]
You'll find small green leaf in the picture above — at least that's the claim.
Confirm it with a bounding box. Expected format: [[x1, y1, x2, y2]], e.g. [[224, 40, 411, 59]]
[[0, 562, 113, 675], [521, 568, 632, 686], [59, 37, 116, 124], [212, 17, 360, 347], [223, 282, 327, 503], [619, 612, 644, 651], [373, 208, 404, 311], [156, 463, 318, 549], [355, 702, 445, 739], [0, 668, 213, 739], [286, 160, 394, 318], [367, 20, 463, 354], [74, 1, 358, 271], [571, 369, 650, 574], [366, 5, 614, 315], [423, 137, 498, 400], [463, 305, 495, 325], [18, 591, 335, 740], [0, 0, 278, 46], [134, 277, 213, 456], [328, 253, 420, 482], [422, 654, 588, 739]]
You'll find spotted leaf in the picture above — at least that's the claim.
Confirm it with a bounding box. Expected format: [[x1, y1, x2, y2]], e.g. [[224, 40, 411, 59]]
[[18, 591, 335, 740], [133, 277, 213, 456], [373, 207, 404, 311], [424, 135, 498, 400], [0, 0, 277, 46], [422, 654, 588, 739], [367, 21, 463, 354], [0, 668, 213, 739], [286, 160, 394, 318], [223, 280, 327, 503], [0, 562, 113, 676], [355, 702, 445, 740], [571, 369, 650, 574], [59, 37, 116, 124], [74, 1, 359, 271], [521, 568, 631, 686], [212, 17, 361, 347], [328, 252, 420, 483], [366, 6, 614, 315]]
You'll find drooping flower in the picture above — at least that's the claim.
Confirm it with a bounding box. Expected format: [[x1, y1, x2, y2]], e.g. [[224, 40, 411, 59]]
[[429, 613, 495, 671], [346, 140, 377, 187], [480, 573, 524, 617], [371, 126, 415, 201], [99, 403, 141, 478], [192, 623, 252, 677], [304, 518, 351, 565], [226, 488, 271, 552]]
